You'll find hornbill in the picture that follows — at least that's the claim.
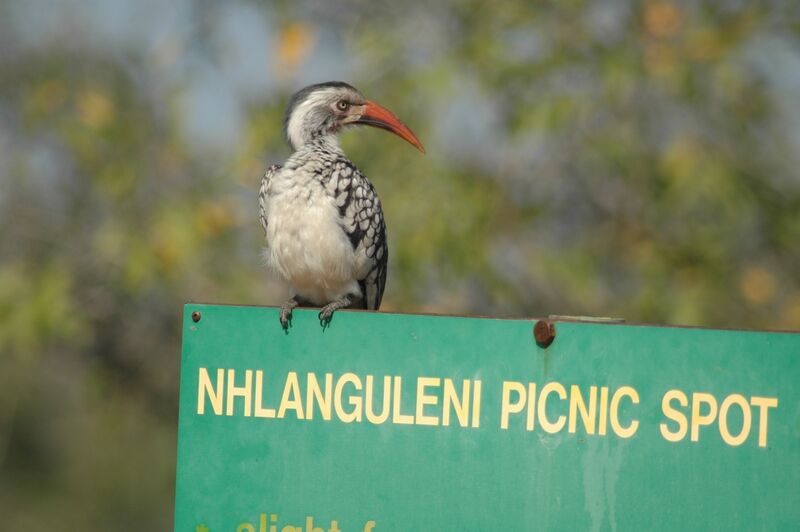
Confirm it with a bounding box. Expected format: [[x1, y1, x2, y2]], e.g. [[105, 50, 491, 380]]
[[259, 82, 425, 328]]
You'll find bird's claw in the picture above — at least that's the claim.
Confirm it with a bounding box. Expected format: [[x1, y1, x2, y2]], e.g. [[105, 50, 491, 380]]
[[317, 295, 350, 328], [318, 307, 334, 327], [279, 309, 292, 330], [279, 299, 297, 330]]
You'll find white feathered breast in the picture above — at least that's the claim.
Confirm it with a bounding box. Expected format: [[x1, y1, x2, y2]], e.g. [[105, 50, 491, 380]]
[[264, 164, 362, 305]]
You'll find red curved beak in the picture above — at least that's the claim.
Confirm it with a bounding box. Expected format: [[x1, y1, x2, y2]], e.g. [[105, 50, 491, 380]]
[[356, 100, 425, 153]]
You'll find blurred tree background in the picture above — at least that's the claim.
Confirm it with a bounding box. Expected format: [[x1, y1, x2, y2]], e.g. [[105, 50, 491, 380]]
[[1, 0, 799, 528]]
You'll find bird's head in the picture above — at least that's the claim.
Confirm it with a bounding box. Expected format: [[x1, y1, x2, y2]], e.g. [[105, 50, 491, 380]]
[[283, 81, 425, 153]]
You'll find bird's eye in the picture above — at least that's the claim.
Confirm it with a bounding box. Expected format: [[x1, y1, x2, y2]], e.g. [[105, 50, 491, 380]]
[[336, 100, 349, 111]]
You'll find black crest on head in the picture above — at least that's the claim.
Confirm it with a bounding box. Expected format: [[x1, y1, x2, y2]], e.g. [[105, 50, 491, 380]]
[[282, 81, 360, 138]]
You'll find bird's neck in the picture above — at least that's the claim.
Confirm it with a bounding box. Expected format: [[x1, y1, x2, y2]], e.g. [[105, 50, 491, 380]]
[[285, 135, 344, 174], [295, 134, 343, 156]]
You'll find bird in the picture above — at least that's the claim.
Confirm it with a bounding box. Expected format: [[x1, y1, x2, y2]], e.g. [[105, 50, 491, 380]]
[[259, 81, 425, 328]]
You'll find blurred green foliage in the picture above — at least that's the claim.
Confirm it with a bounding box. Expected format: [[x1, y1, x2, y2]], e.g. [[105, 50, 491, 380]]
[[1, 0, 799, 528]]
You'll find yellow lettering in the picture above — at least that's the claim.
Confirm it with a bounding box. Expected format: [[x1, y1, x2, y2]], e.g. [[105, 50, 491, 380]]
[[610, 386, 639, 438], [334, 373, 362, 423], [690, 392, 717, 442], [305, 516, 323, 532], [471, 380, 482, 428], [226, 369, 252, 417], [365, 375, 391, 424], [750, 396, 778, 448], [538, 382, 567, 433], [416, 377, 440, 426], [718, 394, 751, 446], [277, 372, 305, 419], [306, 372, 332, 421], [442, 379, 470, 427], [660, 389, 688, 442], [598, 386, 609, 436], [197, 367, 224, 415], [500, 381, 526, 430], [254, 370, 275, 418], [392, 376, 414, 424], [568, 385, 597, 434], [526, 383, 537, 431]]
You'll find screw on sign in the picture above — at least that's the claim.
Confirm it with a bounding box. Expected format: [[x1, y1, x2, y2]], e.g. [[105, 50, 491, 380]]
[[534, 320, 556, 348]]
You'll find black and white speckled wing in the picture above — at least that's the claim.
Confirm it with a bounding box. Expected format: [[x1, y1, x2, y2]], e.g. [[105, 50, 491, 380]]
[[259, 164, 281, 237], [331, 159, 388, 310]]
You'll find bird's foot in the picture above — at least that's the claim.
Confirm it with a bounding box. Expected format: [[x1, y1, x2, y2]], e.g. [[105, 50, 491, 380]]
[[279, 297, 300, 330], [318, 295, 352, 327]]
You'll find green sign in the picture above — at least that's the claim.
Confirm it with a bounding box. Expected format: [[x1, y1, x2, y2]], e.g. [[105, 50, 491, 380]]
[[175, 304, 799, 531]]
